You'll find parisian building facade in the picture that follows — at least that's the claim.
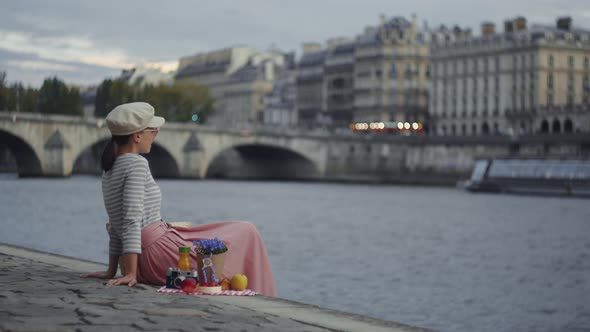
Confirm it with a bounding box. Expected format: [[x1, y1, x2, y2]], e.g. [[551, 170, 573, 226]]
[[295, 15, 456, 132], [352, 16, 430, 125], [430, 16, 590, 136], [324, 40, 355, 128], [262, 61, 298, 128], [175, 47, 289, 127], [296, 44, 327, 128]]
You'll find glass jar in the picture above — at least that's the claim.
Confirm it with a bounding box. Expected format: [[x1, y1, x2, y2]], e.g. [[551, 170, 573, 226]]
[[178, 246, 192, 271]]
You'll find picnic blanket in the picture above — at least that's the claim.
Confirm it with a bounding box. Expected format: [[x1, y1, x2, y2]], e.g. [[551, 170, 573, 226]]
[[157, 286, 257, 296]]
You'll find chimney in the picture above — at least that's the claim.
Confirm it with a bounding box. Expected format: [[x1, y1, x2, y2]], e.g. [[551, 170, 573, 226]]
[[302, 42, 322, 55], [514, 16, 527, 31], [556, 16, 572, 31], [504, 20, 514, 33], [481, 22, 495, 37]]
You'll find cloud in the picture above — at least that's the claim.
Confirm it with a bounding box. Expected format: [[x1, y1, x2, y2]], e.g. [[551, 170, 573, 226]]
[[5, 59, 77, 72], [141, 61, 179, 73], [0, 29, 139, 69]]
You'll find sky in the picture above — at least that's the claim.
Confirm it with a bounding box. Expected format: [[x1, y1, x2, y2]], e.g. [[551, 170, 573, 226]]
[[1, 0, 589, 87]]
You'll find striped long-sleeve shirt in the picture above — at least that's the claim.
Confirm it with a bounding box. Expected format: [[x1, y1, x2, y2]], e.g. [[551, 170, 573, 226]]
[[102, 154, 162, 256]]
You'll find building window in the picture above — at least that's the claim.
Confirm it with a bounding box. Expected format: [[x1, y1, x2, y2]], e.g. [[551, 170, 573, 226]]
[[549, 55, 554, 67], [564, 118, 574, 133], [513, 55, 518, 69], [541, 119, 549, 133], [584, 57, 589, 70], [530, 53, 535, 67], [495, 56, 500, 71], [553, 119, 561, 133], [356, 71, 370, 78], [375, 69, 382, 78], [425, 65, 430, 78], [548, 73, 554, 89], [547, 93, 554, 106], [512, 94, 517, 109], [472, 123, 477, 135], [484, 57, 489, 72], [567, 94, 574, 106], [521, 54, 526, 69], [473, 59, 477, 73], [389, 64, 397, 78], [569, 55, 574, 68], [405, 64, 412, 78], [482, 122, 490, 135]]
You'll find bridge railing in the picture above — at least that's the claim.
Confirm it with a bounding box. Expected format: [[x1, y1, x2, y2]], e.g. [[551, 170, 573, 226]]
[[1, 111, 589, 144]]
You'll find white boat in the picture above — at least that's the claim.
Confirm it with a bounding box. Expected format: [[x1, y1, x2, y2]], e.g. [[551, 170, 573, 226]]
[[465, 159, 590, 197]]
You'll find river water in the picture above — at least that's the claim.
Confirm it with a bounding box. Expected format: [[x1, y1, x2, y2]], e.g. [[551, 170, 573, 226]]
[[1, 174, 589, 332]]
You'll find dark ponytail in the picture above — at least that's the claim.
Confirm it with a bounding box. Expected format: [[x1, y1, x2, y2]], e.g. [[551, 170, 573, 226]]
[[101, 135, 132, 172]]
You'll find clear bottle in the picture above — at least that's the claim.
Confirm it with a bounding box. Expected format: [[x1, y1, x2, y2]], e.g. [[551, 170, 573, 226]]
[[178, 246, 191, 271]]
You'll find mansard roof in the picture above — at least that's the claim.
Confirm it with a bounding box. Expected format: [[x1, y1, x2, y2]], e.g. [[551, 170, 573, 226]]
[[298, 50, 328, 67], [175, 60, 230, 79]]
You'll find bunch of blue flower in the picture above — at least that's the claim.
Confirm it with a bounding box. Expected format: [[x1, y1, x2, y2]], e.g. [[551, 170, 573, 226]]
[[193, 238, 228, 255]]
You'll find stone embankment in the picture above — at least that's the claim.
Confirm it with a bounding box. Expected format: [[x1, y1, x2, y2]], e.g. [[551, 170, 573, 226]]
[[0, 243, 430, 332]]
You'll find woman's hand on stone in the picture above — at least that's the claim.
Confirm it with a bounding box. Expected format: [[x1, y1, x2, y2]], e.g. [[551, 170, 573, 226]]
[[80, 271, 115, 279], [107, 274, 137, 287]]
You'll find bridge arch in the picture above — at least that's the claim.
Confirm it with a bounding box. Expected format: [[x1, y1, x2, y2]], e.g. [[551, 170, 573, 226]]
[[73, 139, 180, 178], [205, 143, 319, 180], [0, 129, 42, 177]]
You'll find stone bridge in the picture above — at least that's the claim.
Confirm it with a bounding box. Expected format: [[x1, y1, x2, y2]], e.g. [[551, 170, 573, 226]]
[[0, 112, 327, 179], [1, 111, 589, 184]]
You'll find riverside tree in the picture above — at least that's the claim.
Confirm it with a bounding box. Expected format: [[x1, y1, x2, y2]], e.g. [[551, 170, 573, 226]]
[[0, 72, 40, 113], [94, 79, 135, 118], [38, 77, 82, 115], [94, 78, 214, 124], [140, 81, 214, 123]]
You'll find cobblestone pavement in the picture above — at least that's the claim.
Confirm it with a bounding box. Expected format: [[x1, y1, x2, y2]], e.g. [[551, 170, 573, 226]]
[[0, 245, 430, 332]]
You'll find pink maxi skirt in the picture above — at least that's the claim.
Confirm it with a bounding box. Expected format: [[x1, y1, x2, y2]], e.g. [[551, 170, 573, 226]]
[[136, 221, 276, 296]]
